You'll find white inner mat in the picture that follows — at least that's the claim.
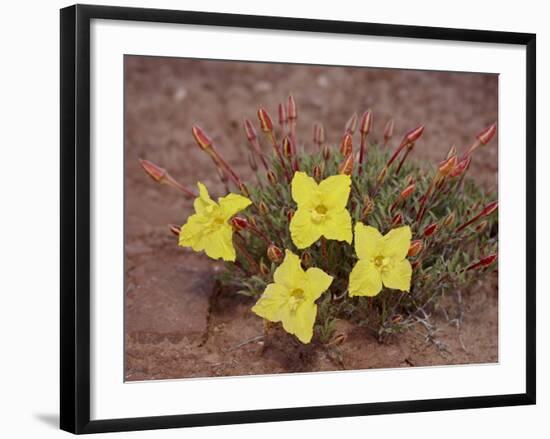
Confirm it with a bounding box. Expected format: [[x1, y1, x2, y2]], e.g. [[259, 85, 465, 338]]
[[90, 19, 526, 420]]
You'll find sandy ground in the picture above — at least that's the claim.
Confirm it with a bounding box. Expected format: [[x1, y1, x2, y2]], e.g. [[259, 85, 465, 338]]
[[124, 56, 498, 381]]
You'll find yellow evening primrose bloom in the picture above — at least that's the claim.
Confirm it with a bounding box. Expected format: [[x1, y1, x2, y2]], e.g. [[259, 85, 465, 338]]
[[252, 250, 333, 344], [289, 171, 352, 249], [349, 223, 412, 297], [178, 182, 251, 261]]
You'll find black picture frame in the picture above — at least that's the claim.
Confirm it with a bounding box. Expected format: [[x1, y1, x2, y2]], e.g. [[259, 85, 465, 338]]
[[60, 4, 536, 434]]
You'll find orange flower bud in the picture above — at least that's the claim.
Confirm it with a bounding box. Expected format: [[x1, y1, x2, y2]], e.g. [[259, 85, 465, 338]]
[[278, 102, 287, 125], [391, 213, 403, 226], [408, 240, 423, 257], [287, 95, 297, 120], [443, 211, 456, 228], [338, 153, 354, 175], [266, 169, 278, 185], [345, 112, 358, 134], [258, 201, 269, 216], [383, 119, 394, 144], [257, 108, 274, 133], [477, 123, 497, 145], [438, 155, 458, 176], [313, 164, 323, 181], [313, 122, 320, 145], [405, 125, 425, 144], [191, 125, 213, 151], [168, 224, 181, 236], [450, 156, 471, 178], [239, 182, 250, 197], [423, 223, 439, 237], [400, 183, 416, 200], [339, 133, 353, 156], [244, 119, 257, 142], [282, 136, 293, 158], [259, 260, 270, 276], [267, 244, 283, 263], [359, 110, 373, 136], [139, 159, 166, 182], [231, 216, 249, 231], [481, 201, 498, 217], [318, 123, 325, 144], [466, 254, 497, 271], [301, 251, 312, 267], [322, 144, 331, 161]]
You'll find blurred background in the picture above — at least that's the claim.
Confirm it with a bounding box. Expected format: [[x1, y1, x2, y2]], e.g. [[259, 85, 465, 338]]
[[124, 56, 498, 381]]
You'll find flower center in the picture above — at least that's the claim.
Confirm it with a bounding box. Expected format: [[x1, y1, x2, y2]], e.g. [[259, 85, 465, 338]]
[[373, 254, 391, 271], [288, 288, 305, 312], [311, 204, 328, 223]]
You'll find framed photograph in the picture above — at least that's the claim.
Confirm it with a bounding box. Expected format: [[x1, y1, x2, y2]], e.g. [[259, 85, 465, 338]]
[[60, 4, 536, 434]]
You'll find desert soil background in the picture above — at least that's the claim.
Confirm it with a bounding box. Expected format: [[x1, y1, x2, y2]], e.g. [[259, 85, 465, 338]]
[[124, 56, 498, 381]]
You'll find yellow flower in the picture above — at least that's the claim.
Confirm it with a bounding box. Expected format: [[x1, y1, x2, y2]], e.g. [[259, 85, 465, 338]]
[[179, 182, 251, 261], [252, 250, 333, 344], [349, 223, 412, 297], [289, 172, 352, 249]]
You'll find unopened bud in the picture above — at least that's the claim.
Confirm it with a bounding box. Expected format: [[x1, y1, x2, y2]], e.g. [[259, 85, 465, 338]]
[[475, 220, 488, 233], [282, 136, 293, 158], [313, 122, 320, 144], [259, 260, 270, 276], [239, 182, 250, 197], [383, 119, 394, 144], [408, 240, 423, 257], [231, 216, 249, 231], [411, 260, 422, 271], [244, 119, 257, 142], [191, 125, 213, 151], [257, 108, 274, 133], [339, 133, 353, 156], [318, 123, 325, 144], [287, 95, 297, 120], [286, 208, 295, 222], [405, 125, 425, 144], [438, 155, 458, 176], [338, 153, 354, 175], [258, 201, 269, 216], [466, 254, 497, 271], [301, 251, 312, 267], [477, 123, 497, 145], [168, 224, 181, 236], [313, 164, 323, 181], [278, 102, 287, 125], [481, 201, 498, 217], [267, 244, 283, 263], [400, 183, 415, 200], [391, 213, 403, 227], [266, 170, 278, 185], [443, 211, 456, 228], [345, 112, 358, 134], [450, 156, 471, 178], [446, 144, 457, 159], [423, 223, 439, 237], [248, 153, 258, 171], [322, 144, 331, 161], [359, 110, 373, 136], [139, 159, 166, 182]]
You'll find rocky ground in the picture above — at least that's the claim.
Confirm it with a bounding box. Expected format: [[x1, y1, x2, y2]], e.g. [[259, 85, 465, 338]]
[[124, 56, 498, 381]]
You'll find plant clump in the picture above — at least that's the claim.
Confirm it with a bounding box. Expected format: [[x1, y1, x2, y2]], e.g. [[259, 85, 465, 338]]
[[140, 95, 497, 346]]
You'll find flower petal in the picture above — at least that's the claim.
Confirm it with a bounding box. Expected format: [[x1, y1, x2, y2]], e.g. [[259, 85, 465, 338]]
[[291, 171, 318, 209], [318, 174, 351, 210], [305, 267, 333, 301], [273, 250, 306, 290], [251, 283, 290, 323], [321, 209, 353, 244], [382, 259, 412, 292], [354, 223, 384, 261], [290, 208, 323, 249], [281, 302, 317, 344], [178, 213, 209, 250], [219, 193, 252, 219], [193, 182, 216, 214], [383, 226, 412, 260], [201, 223, 236, 261], [348, 260, 383, 297]]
